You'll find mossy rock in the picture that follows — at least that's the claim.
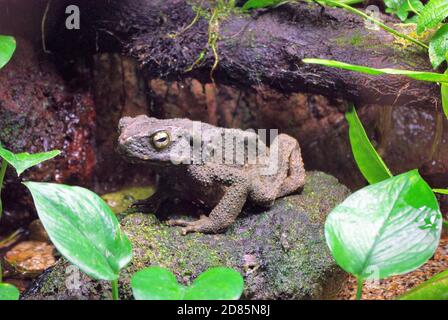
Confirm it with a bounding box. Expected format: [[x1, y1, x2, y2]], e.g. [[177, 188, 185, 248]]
[[23, 171, 349, 300]]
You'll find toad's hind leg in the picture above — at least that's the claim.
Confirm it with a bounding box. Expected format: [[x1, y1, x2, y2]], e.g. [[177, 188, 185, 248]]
[[278, 139, 306, 197], [250, 134, 305, 205]]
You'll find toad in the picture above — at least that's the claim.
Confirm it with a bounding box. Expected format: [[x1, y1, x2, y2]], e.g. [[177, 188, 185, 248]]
[[118, 115, 305, 234]]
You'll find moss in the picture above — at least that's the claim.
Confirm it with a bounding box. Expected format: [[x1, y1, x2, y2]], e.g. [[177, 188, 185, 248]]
[[102, 186, 154, 214], [23, 171, 350, 300], [332, 31, 371, 48]]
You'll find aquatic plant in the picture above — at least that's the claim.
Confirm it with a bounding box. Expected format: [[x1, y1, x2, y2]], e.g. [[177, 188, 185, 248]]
[[0, 144, 60, 300], [131, 266, 244, 300], [0, 35, 15, 69], [24, 182, 244, 300], [324, 104, 448, 299], [0, 38, 60, 297]]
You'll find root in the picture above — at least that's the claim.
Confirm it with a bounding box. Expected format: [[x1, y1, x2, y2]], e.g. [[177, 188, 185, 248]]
[[41, 0, 52, 54], [183, 1, 237, 81]]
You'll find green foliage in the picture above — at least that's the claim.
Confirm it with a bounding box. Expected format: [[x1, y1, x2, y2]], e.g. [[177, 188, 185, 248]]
[[429, 25, 448, 68], [0, 144, 60, 176], [442, 69, 448, 118], [302, 58, 448, 83], [433, 188, 448, 194], [345, 104, 392, 184], [182, 0, 238, 79], [384, 0, 424, 22], [131, 266, 244, 300], [242, 0, 285, 10], [0, 144, 60, 220], [24, 182, 132, 281], [417, 0, 448, 33], [325, 170, 442, 298], [398, 269, 448, 299], [324, 0, 428, 48], [0, 35, 16, 69], [0, 283, 20, 300]]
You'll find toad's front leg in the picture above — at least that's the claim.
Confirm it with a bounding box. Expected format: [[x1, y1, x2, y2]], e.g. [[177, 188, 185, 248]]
[[167, 183, 250, 235]]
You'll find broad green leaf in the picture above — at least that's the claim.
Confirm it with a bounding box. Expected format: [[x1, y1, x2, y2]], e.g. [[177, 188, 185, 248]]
[[417, 0, 448, 33], [398, 269, 448, 299], [0, 283, 20, 300], [385, 0, 424, 21], [0, 35, 16, 69], [24, 182, 132, 281], [131, 266, 244, 300], [429, 24, 448, 69], [325, 170, 442, 281], [346, 104, 392, 184], [0, 144, 60, 176], [303, 58, 448, 83]]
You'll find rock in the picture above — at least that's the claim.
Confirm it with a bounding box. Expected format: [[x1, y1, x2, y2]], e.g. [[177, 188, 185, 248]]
[[5, 241, 56, 278], [23, 172, 349, 300], [101, 186, 154, 214], [0, 38, 95, 232]]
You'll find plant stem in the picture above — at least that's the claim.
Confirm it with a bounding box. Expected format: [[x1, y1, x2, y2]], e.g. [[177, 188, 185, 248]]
[[356, 278, 364, 300], [322, 0, 429, 50], [0, 160, 8, 220], [407, 0, 420, 16], [111, 279, 119, 300], [0, 260, 3, 283]]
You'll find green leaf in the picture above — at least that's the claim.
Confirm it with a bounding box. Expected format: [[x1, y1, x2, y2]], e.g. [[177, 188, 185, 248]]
[[398, 269, 448, 299], [417, 0, 448, 33], [433, 188, 448, 194], [0, 283, 20, 300], [429, 24, 448, 69], [184, 267, 244, 300], [24, 182, 132, 281], [131, 267, 185, 300], [442, 69, 448, 118], [0, 144, 60, 176], [0, 35, 16, 69], [385, 0, 424, 22], [346, 104, 392, 184], [242, 0, 284, 10], [131, 266, 244, 300], [325, 170, 442, 281], [302, 58, 448, 83]]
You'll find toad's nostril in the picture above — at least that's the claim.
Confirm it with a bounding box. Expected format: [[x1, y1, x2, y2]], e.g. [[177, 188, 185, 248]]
[[118, 135, 129, 147]]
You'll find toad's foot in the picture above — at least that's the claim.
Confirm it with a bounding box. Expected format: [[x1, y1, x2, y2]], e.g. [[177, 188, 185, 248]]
[[129, 196, 163, 213], [166, 215, 218, 235]]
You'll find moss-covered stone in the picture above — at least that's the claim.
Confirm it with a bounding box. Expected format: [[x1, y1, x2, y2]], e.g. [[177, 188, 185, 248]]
[[23, 171, 349, 300], [102, 186, 154, 214]]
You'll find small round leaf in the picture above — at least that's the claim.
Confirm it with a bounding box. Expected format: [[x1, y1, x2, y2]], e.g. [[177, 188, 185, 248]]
[[185, 267, 244, 300], [0, 35, 16, 69], [131, 267, 185, 300], [131, 266, 244, 300], [0, 283, 20, 300]]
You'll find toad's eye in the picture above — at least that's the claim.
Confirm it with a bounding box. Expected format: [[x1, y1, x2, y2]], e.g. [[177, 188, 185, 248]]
[[151, 130, 171, 150]]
